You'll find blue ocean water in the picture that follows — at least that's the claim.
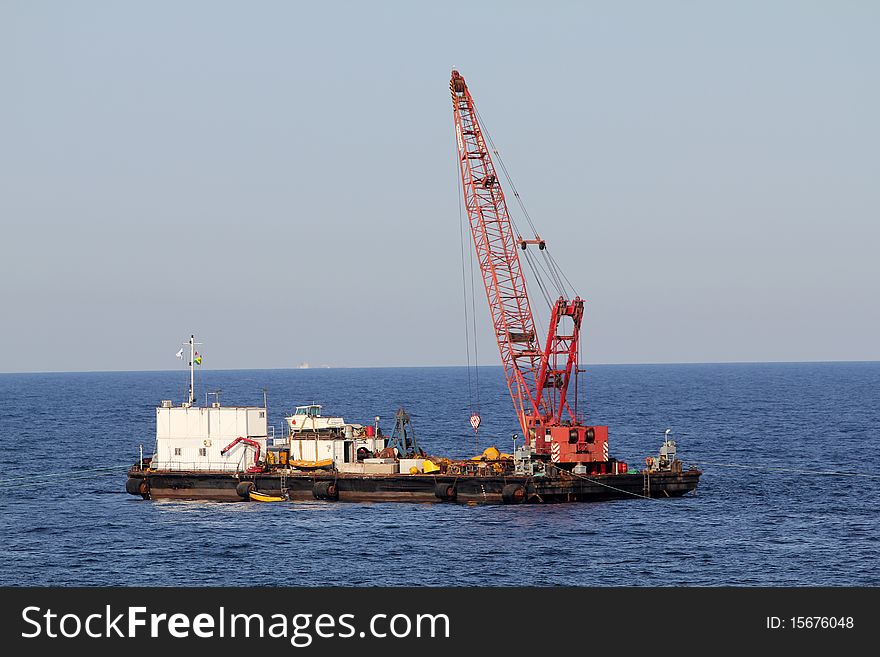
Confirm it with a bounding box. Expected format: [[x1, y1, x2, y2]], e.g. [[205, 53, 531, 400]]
[[1, 363, 878, 586]]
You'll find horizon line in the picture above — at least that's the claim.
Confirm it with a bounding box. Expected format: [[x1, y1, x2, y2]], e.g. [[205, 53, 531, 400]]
[[1, 357, 879, 376]]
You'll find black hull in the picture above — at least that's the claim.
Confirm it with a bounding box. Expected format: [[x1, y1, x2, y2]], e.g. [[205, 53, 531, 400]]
[[127, 467, 701, 504]]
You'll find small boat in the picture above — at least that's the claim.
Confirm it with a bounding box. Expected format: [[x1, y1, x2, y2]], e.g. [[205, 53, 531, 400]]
[[288, 458, 334, 470], [249, 490, 286, 503], [285, 404, 350, 435]]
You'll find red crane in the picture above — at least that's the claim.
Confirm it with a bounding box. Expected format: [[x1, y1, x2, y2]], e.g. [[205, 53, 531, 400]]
[[450, 69, 608, 465], [221, 436, 264, 473]]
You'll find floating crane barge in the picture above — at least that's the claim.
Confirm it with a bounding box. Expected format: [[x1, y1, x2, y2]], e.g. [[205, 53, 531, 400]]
[[127, 403, 699, 503], [126, 71, 701, 504], [127, 396, 699, 503], [126, 404, 700, 504], [129, 462, 699, 504]]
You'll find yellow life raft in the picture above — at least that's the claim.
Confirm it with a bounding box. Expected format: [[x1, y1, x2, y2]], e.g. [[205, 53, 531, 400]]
[[249, 490, 287, 503], [288, 458, 334, 470]]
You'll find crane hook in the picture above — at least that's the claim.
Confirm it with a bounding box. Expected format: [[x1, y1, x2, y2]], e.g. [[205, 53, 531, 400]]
[[469, 413, 481, 432]]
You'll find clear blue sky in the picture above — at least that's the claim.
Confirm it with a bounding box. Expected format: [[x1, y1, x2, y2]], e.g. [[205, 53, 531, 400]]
[[1, 1, 877, 372]]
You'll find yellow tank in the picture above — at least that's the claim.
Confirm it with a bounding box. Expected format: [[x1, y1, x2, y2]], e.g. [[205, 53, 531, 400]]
[[471, 446, 500, 460], [409, 466, 419, 474]]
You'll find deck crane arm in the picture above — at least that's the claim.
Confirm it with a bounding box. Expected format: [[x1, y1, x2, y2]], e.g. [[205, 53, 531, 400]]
[[221, 436, 264, 473], [450, 69, 608, 465]]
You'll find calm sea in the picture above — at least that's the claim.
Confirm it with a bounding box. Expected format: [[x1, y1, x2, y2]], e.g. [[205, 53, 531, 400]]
[[1, 363, 878, 586]]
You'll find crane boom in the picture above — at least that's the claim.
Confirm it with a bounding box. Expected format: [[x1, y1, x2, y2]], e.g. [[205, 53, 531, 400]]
[[451, 69, 608, 465], [450, 70, 549, 437]]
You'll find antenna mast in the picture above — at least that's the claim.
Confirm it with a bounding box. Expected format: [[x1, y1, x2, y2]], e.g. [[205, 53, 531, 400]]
[[189, 335, 195, 405], [183, 334, 201, 406]]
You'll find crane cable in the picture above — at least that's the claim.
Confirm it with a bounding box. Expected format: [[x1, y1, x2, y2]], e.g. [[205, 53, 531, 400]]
[[473, 103, 586, 406], [548, 464, 657, 501], [576, 328, 584, 422], [474, 107, 540, 236], [474, 106, 573, 300], [471, 105, 551, 348], [544, 249, 576, 299], [455, 139, 480, 434], [543, 250, 570, 300], [466, 102, 552, 358], [521, 247, 553, 308]]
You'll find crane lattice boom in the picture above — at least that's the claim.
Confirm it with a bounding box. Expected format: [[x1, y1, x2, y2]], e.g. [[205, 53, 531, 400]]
[[450, 70, 548, 434]]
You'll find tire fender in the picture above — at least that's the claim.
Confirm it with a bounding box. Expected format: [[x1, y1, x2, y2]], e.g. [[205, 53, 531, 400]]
[[236, 481, 256, 499], [313, 481, 339, 501], [434, 482, 457, 501], [501, 483, 526, 504]]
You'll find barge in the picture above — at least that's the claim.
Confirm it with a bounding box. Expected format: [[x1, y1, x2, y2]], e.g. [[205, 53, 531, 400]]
[[126, 338, 700, 504]]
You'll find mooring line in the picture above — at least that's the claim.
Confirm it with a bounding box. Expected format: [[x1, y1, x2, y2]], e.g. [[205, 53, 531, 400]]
[[0, 463, 132, 487], [13, 470, 127, 488], [552, 465, 656, 501], [690, 460, 880, 479]]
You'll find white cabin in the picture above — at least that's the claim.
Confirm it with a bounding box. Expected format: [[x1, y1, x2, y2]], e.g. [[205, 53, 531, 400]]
[[285, 404, 347, 434], [284, 404, 386, 466], [151, 401, 269, 472], [287, 432, 386, 464]]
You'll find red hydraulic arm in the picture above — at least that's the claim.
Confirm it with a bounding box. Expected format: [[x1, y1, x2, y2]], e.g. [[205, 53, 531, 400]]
[[221, 436, 263, 473], [451, 70, 606, 464]]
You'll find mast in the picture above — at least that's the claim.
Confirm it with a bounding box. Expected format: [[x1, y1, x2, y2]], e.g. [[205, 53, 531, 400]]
[[183, 334, 201, 406], [189, 334, 195, 406]]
